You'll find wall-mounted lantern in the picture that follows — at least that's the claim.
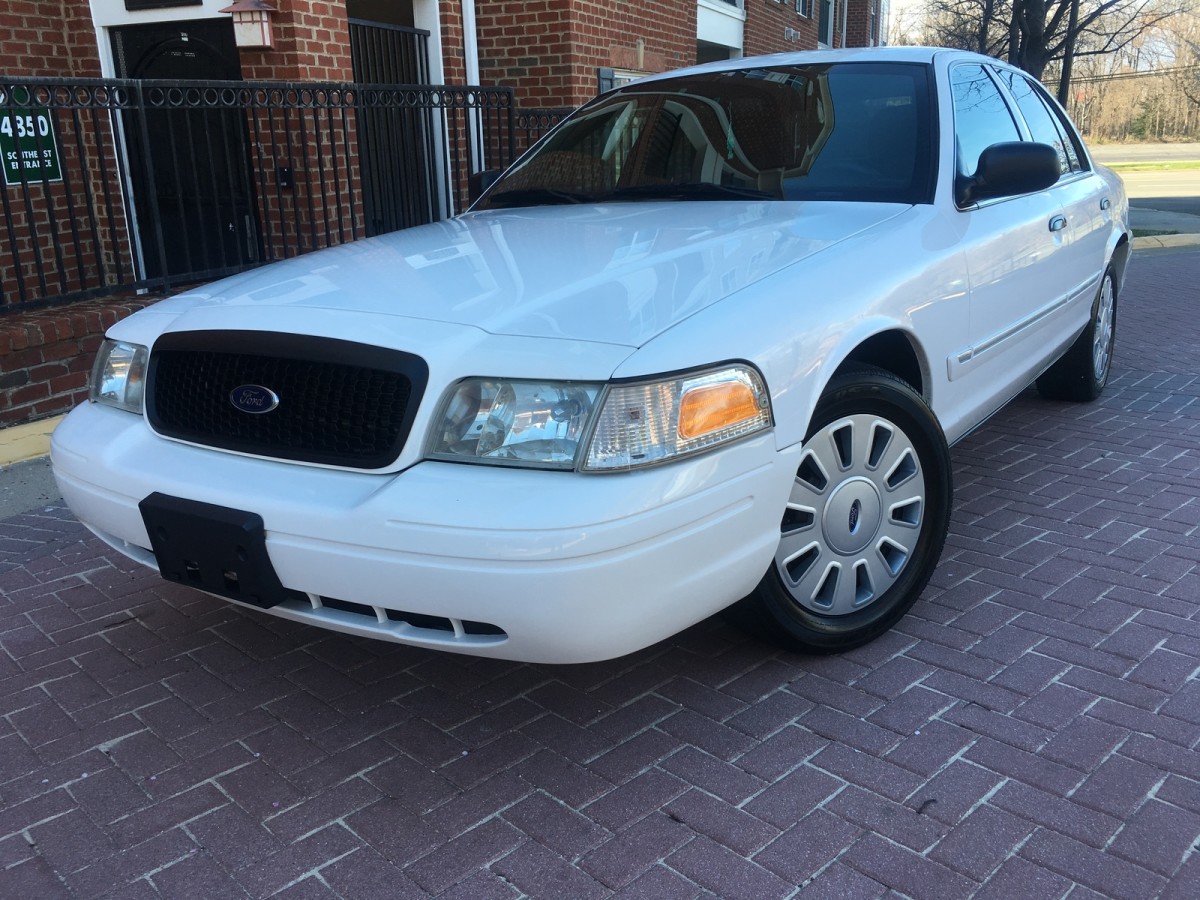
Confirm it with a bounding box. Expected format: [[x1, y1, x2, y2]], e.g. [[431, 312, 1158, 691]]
[[219, 0, 277, 49]]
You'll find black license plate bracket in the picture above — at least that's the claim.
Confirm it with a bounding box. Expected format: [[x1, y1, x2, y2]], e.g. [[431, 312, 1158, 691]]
[[138, 492, 288, 609]]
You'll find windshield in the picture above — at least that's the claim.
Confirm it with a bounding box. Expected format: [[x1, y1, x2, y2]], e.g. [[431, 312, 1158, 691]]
[[477, 62, 935, 210]]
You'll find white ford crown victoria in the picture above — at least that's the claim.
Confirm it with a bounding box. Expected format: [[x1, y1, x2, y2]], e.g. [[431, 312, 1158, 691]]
[[52, 48, 1130, 663]]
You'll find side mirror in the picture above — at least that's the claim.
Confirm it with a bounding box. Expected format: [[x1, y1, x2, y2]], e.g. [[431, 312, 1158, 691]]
[[956, 142, 1060, 208], [468, 169, 502, 204]]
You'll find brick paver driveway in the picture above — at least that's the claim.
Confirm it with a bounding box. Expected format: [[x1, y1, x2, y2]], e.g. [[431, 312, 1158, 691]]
[[2, 248, 1199, 899]]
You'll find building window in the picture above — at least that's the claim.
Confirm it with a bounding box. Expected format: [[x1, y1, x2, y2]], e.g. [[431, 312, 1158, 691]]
[[818, 0, 834, 45], [796, 0, 811, 16], [597, 68, 645, 94]]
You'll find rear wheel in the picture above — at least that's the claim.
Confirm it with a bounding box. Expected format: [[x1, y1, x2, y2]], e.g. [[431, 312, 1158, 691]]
[[736, 367, 952, 653], [1036, 266, 1116, 402]]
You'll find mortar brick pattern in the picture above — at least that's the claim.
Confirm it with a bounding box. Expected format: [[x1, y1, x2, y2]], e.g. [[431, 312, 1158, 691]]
[[0, 296, 155, 425], [2, 256, 1198, 895], [0, 0, 98, 79]]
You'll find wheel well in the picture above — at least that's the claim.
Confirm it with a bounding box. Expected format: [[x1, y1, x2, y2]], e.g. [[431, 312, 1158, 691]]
[[834, 332, 926, 398], [1111, 234, 1131, 289]]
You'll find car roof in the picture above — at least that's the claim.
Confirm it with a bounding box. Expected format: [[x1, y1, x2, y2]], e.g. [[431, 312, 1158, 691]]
[[634, 46, 997, 85]]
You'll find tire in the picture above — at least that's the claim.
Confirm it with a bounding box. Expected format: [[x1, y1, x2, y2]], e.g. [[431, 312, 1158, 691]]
[[1036, 266, 1117, 402], [734, 366, 952, 653]]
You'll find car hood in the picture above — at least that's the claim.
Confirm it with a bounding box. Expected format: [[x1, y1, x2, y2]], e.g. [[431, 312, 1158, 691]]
[[179, 201, 909, 348]]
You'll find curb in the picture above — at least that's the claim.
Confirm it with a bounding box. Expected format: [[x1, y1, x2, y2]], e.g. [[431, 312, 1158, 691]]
[[0, 415, 63, 468], [1132, 233, 1200, 250]]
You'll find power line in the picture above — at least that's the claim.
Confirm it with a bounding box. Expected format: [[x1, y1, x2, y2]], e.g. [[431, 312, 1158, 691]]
[[1069, 64, 1200, 84]]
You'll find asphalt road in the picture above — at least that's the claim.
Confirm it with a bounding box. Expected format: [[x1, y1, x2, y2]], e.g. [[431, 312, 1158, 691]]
[[1090, 142, 1200, 164], [1121, 172, 1200, 221], [1086, 143, 1200, 219]]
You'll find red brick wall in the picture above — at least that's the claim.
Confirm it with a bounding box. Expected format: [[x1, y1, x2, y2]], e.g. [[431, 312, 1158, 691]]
[[467, 0, 872, 110], [0, 296, 156, 426], [474, 0, 696, 108], [238, 1, 354, 82], [0, 122, 137, 312], [0, 0, 101, 78], [232, 1, 373, 256], [440, 0, 467, 85], [842, 0, 879, 47], [0, 3, 134, 326], [745, 1, 820, 57]]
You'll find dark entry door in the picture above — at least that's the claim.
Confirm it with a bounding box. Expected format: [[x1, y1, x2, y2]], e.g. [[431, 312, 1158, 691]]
[[348, 18, 437, 235], [111, 19, 258, 280]]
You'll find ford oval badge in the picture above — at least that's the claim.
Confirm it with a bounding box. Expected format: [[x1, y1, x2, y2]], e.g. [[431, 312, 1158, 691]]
[[230, 384, 280, 414]]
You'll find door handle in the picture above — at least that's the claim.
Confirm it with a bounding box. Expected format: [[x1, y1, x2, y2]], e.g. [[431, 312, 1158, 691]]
[[1049, 215, 1067, 232], [1100, 197, 1111, 210]]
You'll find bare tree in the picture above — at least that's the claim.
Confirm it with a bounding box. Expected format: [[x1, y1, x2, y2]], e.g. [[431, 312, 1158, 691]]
[[920, 0, 1188, 102], [1171, 10, 1200, 105], [1061, 11, 1200, 141], [919, 0, 1014, 54]]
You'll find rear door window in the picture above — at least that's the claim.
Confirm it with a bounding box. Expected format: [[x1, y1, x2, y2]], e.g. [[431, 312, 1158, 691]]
[[997, 70, 1085, 174]]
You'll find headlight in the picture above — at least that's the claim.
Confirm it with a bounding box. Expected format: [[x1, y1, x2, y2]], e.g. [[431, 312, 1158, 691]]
[[583, 364, 771, 471], [426, 365, 771, 471], [426, 379, 603, 469], [89, 339, 148, 414]]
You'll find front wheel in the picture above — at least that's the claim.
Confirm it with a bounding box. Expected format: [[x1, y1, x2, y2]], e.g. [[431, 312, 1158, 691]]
[[735, 367, 952, 653]]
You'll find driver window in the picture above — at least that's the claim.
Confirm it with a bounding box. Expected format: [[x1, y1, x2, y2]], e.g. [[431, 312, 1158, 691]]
[[950, 64, 1021, 178]]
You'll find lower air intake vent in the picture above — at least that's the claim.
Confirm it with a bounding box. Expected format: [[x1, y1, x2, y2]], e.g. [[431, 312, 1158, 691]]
[[319, 596, 507, 639]]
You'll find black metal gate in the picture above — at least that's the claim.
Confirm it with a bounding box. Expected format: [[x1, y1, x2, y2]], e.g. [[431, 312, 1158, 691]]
[[349, 20, 437, 236], [0, 76, 517, 313], [349, 19, 430, 85]]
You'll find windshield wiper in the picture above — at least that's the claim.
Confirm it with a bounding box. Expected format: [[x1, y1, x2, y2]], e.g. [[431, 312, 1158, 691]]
[[482, 187, 595, 209], [605, 183, 775, 202]]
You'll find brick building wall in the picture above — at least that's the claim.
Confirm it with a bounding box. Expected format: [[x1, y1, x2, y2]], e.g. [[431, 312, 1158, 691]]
[[0, 296, 154, 426], [0, 1, 101, 78], [745, 1, 822, 57], [238, 1, 354, 82], [1, 1, 131, 411], [842, 0, 880, 48], [439, 0, 467, 84], [473, 0, 869, 110], [474, 0, 696, 108]]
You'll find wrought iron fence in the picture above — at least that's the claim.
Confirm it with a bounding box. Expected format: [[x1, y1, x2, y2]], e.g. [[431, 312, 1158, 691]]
[[514, 107, 572, 154], [0, 76, 518, 313]]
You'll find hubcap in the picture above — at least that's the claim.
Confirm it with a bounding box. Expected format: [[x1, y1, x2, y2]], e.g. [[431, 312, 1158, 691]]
[[775, 413, 926, 616], [1093, 276, 1114, 381], [822, 477, 883, 555]]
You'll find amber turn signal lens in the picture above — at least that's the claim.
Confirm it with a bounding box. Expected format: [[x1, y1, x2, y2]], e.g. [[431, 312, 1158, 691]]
[[678, 382, 761, 439]]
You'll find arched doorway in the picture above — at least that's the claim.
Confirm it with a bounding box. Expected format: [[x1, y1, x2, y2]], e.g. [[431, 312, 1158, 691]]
[[110, 18, 259, 280]]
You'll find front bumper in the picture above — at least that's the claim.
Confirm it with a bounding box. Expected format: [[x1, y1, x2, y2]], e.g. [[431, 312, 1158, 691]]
[[52, 403, 800, 663]]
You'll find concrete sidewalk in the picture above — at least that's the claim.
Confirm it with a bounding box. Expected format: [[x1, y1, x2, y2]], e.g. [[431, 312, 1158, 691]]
[[1130, 206, 1200, 240], [0, 248, 1198, 897]]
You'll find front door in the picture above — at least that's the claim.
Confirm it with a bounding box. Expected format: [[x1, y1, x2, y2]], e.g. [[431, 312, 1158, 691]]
[[948, 63, 1077, 401], [111, 18, 259, 281]]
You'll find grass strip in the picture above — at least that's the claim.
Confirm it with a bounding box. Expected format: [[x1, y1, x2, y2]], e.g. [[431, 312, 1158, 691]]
[[1104, 160, 1200, 173]]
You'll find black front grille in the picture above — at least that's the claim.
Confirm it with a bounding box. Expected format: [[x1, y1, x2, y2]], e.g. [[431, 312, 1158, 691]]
[[147, 331, 428, 469]]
